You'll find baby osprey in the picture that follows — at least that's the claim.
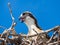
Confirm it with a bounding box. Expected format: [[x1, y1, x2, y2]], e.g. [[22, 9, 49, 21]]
[[19, 11, 43, 35]]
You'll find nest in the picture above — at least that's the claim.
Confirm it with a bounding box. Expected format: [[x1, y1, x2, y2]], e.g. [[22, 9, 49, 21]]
[[0, 25, 60, 45]]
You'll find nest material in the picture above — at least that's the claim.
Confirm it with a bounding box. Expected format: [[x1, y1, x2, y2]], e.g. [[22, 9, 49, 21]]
[[0, 25, 60, 45]]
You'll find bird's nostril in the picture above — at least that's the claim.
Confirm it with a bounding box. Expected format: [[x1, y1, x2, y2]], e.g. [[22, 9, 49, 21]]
[[19, 17, 25, 23], [20, 17, 24, 20], [19, 17, 24, 21], [19, 17, 22, 20]]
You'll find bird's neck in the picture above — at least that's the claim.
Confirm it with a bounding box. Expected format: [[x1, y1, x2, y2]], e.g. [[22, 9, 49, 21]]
[[25, 22, 35, 30], [25, 22, 43, 35], [27, 24, 37, 35], [24, 19, 35, 29]]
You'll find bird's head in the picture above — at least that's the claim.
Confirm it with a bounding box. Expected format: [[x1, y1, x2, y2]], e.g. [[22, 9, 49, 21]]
[[19, 11, 42, 30], [19, 11, 37, 24]]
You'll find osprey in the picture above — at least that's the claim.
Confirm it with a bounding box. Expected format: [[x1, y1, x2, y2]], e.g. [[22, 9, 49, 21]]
[[19, 11, 49, 42], [19, 11, 43, 35]]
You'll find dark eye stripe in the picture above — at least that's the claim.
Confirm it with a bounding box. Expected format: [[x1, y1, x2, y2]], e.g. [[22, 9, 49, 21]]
[[23, 13, 29, 17], [23, 13, 25, 15]]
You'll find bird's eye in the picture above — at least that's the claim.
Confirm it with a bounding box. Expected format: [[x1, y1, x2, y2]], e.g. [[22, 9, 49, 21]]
[[23, 13, 25, 15]]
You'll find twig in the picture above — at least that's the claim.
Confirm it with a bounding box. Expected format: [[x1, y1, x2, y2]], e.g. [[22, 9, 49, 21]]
[[8, 2, 16, 29], [47, 31, 57, 43], [8, 2, 17, 35], [48, 41, 60, 45]]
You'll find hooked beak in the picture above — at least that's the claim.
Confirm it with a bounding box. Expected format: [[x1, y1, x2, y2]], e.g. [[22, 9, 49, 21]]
[[19, 15, 25, 23]]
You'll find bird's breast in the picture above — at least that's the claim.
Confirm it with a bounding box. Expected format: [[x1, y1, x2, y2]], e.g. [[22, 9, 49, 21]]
[[28, 29, 37, 35]]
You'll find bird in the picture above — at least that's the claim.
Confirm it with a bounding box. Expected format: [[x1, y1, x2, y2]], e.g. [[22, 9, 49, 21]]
[[19, 11, 50, 43], [19, 11, 43, 35]]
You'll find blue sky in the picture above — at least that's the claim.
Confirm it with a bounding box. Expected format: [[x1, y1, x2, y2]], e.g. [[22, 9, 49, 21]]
[[0, 0, 60, 36]]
